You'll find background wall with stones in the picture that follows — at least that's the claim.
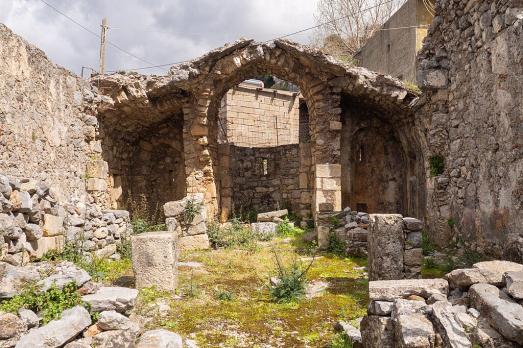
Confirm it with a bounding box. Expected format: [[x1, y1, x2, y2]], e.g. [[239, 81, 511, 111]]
[[218, 83, 300, 147], [417, 0, 523, 258], [226, 144, 312, 218], [0, 24, 94, 204]]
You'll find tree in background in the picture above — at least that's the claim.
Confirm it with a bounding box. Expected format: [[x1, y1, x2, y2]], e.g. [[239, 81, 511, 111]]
[[314, 0, 407, 59]]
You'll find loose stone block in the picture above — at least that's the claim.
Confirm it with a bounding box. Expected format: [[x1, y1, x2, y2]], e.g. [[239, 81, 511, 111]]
[[368, 214, 404, 281], [43, 214, 64, 237], [29, 235, 64, 259], [369, 279, 449, 301], [504, 271, 523, 299], [131, 232, 177, 291], [360, 315, 394, 348], [394, 313, 437, 347], [404, 248, 423, 267], [257, 209, 288, 222], [178, 234, 210, 250], [430, 301, 471, 348], [473, 260, 523, 286], [402, 217, 423, 231]]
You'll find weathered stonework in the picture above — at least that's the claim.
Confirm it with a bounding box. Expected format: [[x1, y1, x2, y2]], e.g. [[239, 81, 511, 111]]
[[416, 0, 523, 257]]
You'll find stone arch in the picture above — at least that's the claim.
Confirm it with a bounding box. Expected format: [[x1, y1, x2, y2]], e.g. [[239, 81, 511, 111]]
[[93, 39, 424, 225]]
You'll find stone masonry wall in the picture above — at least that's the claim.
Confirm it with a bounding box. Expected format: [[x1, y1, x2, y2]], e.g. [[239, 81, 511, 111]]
[[227, 144, 312, 218], [0, 173, 130, 266], [218, 83, 300, 147], [0, 24, 95, 204], [416, 0, 523, 258]]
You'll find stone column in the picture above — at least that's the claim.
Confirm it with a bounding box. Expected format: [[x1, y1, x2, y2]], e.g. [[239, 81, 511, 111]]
[[182, 89, 218, 218], [368, 214, 404, 281], [131, 232, 178, 291]]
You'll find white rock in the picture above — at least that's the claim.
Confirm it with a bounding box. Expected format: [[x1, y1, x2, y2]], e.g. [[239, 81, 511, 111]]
[[136, 329, 183, 348], [504, 271, 523, 299], [82, 287, 138, 315], [18, 308, 39, 328], [15, 306, 91, 348], [431, 301, 471, 348]]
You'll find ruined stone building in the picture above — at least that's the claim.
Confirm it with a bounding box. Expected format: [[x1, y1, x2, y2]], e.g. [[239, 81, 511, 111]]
[[0, 0, 522, 261], [354, 0, 435, 82]]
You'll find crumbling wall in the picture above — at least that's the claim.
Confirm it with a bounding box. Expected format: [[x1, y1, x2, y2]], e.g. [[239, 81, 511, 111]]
[[0, 24, 94, 203], [227, 144, 312, 217], [417, 0, 523, 257]]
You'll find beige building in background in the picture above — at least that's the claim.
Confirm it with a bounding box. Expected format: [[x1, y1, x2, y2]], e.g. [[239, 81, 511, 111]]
[[218, 81, 301, 147], [354, 0, 434, 82]]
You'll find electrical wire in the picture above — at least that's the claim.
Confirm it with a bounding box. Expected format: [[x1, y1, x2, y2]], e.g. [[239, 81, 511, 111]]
[[38, 0, 161, 69]]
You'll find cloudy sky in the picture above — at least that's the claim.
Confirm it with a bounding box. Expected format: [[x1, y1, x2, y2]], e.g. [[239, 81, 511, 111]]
[[0, 0, 320, 75]]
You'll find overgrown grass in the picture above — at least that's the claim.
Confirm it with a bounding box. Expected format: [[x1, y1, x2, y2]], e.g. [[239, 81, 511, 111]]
[[131, 218, 166, 234], [0, 282, 87, 324], [421, 230, 435, 256], [208, 219, 258, 250], [330, 332, 354, 348], [136, 235, 368, 347], [42, 243, 132, 284]]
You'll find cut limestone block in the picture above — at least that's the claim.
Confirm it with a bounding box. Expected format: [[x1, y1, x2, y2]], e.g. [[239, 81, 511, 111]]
[[257, 209, 288, 222], [369, 279, 449, 301], [360, 315, 394, 348], [131, 232, 177, 291], [42, 214, 64, 237], [368, 214, 404, 281]]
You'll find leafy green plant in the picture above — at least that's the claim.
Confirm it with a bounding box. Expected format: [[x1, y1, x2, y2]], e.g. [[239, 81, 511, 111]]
[[330, 332, 354, 348], [0, 282, 85, 324], [41, 242, 83, 263], [421, 230, 435, 256], [269, 250, 313, 303], [429, 155, 445, 177], [277, 218, 304, 237], [131, 218, 166, 234], [208, 219, 256, 249], [183, 199, 202, 224], [216, 290, 234, 302], [327, 231, 347, 257], [447, 218, 456, 228]]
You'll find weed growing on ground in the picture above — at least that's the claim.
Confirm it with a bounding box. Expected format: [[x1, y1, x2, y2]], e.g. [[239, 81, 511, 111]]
[[330, 332, 354, 348], [208, 219, 257, 249], [277, 218, 304, 237], [131, 218, 166, 234], [327, 231, 348, 257], [0, 282, 86, 324], [215, 289, 234, 302], [269, 250, 313, 303], [421, 230, 435, 255]]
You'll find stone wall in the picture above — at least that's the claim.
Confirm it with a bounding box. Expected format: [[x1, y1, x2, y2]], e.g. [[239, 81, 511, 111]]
[[0, 173, 129, 265], [222, 144, 312, 218], [367, 214, 423, 280], [416, 0, 523, 258], [0, 24, 95, 204], [218, 82, 300, 147], [354, 0, 433, 82]]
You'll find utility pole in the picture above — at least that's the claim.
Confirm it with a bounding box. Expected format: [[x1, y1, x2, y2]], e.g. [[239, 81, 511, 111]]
[[99, 18, 109, 74]]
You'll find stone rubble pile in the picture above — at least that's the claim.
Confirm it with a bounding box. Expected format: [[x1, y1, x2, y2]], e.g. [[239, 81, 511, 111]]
[[0, 259, 193, 347], [0, 173, 130, 266], [316, 207, 370, 257], [360, 260, 523, 347]]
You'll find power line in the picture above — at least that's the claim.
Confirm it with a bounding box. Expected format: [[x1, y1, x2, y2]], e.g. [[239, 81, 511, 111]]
[[107, 0, 423, 73], [38, 0, 160, 69]]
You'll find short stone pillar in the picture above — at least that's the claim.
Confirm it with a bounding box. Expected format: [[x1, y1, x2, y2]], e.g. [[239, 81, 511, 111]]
[[368, 214, 405, 281], [131, 232, 177, 291]]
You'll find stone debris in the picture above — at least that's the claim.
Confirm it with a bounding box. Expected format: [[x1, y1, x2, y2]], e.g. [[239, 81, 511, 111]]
[[504, 271, 523, 299], [334, 321, 362, 346], [135, 329, 183, 348], [82, 286, 138, 315], [361, 260, 523, 347], [0, 313, 27, 347], [15, 306, 92, 348], [305, 280, 329, 299]]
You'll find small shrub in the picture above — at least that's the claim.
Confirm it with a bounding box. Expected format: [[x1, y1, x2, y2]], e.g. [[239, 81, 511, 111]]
[[421, 230, 435, 256], [208, 219, 255, 249], [277, 218, 304, 237], [183, 199, 202, 224], [330, 332, 354, 348], [0, 282, 85, 324], [269, 250, 313, 303], [423, 257, 437, 269], [327, 231, 347, 257], [216, 290, 234, 302], [447, 218, 456, 228], [429, 155, 445, 177], [131, 218, 165, 234], [42, 242, 83, 263]]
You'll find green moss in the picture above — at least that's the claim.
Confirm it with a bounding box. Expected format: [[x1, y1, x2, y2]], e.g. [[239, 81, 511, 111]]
[[403, 80, 422, 94], [429, 155, 445, 177], [134, 236, 369, 346]]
